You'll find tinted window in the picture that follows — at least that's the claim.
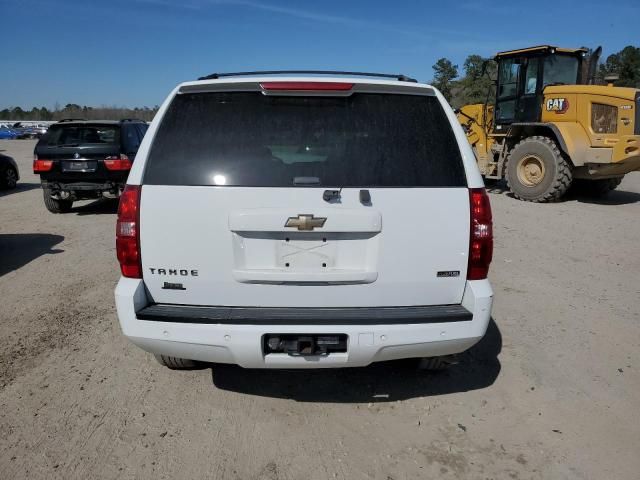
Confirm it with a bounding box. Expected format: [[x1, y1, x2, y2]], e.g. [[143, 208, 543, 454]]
[[44, 125, 120, 146], [524, 58, 540, 95], [496, 99, 516, 122], [136, 124, 148, 140], [543, 55, 579, 87], [144, 92, 465, 187], [498, 59, 520, 99], [122, 125, 141, 152]]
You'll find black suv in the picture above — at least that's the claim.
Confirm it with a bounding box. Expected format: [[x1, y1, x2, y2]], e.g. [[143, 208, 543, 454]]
[[33, 119, 148, 213]]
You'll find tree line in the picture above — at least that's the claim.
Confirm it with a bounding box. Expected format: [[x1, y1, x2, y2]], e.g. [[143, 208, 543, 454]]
[[0, 103, 159, 122], [431, 45, 640, 108]]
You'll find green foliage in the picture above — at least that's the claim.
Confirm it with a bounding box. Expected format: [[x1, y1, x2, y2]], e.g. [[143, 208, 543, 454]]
[[431, 58, 458, 102], [597, 46, 640, 87], [432, 55, 496, 108], [455, 55, 496, 107]]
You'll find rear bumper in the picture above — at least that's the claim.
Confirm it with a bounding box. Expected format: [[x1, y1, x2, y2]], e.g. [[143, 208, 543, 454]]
[[115, 278, 493, 369], [136, 304, 473, 325], [41, 180, 125, 193], [574, 155, 640, 179]]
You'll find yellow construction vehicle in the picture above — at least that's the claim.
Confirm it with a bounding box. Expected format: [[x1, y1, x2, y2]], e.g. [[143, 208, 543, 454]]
[[457, 45, 640, 202]]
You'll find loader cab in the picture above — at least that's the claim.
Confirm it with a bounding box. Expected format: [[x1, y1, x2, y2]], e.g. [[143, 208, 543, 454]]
[[493, 45, 587, 131]]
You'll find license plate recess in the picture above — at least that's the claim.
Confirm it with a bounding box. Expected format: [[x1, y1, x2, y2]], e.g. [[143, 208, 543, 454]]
[[263, 334, 348, 356]]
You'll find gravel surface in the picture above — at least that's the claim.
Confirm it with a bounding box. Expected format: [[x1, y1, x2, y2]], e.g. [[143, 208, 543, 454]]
[[1, 139, 639, 479]]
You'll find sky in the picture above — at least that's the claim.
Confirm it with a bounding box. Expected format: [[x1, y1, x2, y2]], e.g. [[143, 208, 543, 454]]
[[1, 0, 638, 109]]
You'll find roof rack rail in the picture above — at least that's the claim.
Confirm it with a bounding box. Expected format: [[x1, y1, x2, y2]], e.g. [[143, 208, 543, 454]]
[[57, 118, 87, 123], [197, 70, 418, 83], [119, 118, 146, 123]]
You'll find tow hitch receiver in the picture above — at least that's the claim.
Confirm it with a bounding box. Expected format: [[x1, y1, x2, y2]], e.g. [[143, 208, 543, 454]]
[[264, 334, 347, 356]]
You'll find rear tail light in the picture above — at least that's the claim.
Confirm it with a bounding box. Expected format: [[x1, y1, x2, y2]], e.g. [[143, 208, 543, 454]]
[[467, 188, 493, 280], [116, 185, 142, 278], [33, 155, 53, 173], [105, 154, 132, 171], [260, 81, 354, 91]]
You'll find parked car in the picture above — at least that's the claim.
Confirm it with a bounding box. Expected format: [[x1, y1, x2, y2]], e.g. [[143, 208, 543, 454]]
[[21, 125, 48, 139], [33, 119, 148, 213], [0, 126, 19, 140], [0, 153, 19, 189], [11, 122, 28, 139], [12, 122, 49, 139], [114, 71, 494, 371], [33, 124, 49, 138]]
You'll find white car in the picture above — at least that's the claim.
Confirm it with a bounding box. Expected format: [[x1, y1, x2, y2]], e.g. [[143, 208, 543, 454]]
[[114, 71, 494, 370]]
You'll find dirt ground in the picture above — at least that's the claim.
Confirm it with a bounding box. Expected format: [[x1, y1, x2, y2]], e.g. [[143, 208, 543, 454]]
[[0, 139, 638, 480]]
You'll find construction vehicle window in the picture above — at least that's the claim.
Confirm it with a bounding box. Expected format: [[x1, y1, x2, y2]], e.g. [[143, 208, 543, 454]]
[[496, 100, 516, 121], [524, 58, 539, 95], [543, 55, 579, 87], [498, 59, 520, 99]]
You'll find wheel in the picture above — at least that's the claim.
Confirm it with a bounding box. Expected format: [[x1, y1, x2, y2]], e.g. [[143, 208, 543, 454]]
[[154, 354, 198, 369], [416, 356, 457, 371], [42, 188, 73, 213], [573, 176, 623, 197], [505, 136, 572, 202], [0, 166, 18, 189]]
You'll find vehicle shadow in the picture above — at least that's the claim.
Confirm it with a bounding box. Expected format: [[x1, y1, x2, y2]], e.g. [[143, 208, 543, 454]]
[[0, 182, 41, 197], [485, 180, 640, 205], [0, 233, 64, 276], [567, 189, 640, 206], [210, 318, 502, 402], [484, 180, 509, 195], [73, 198, 119, 215]]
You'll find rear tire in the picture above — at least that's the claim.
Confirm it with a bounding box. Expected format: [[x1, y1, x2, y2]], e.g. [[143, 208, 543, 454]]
[[43, 188, 73, 213], [506, 136, 572, 202], [0, 166, 18, 189], [154, 354, 198, 369], [573, 176, 623, 197]]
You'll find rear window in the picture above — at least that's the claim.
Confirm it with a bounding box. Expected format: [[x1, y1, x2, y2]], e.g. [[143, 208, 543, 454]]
[[144, 92, 466, 187], [44, 125, 120, 146]]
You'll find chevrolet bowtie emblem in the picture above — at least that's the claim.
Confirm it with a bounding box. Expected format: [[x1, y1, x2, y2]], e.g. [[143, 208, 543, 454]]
[[285, 214, 327, 231]]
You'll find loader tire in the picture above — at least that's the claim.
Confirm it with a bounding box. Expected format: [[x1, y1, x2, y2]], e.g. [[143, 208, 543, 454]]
[[506, 136, 572, 202], [154, 354, 199, 369]]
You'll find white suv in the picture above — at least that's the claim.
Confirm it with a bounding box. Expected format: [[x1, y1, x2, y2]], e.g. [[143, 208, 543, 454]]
[[114, 71, 494, 370]]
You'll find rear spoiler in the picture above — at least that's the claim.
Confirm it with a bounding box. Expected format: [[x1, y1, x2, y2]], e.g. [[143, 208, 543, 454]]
[[179, 80, 434, 97]]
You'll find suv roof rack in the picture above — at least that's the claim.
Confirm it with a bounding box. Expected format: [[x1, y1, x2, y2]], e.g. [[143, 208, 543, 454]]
[[57, 118, 87, 123], [119, 118, 146, 123], [197, 70, 418, 83]]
